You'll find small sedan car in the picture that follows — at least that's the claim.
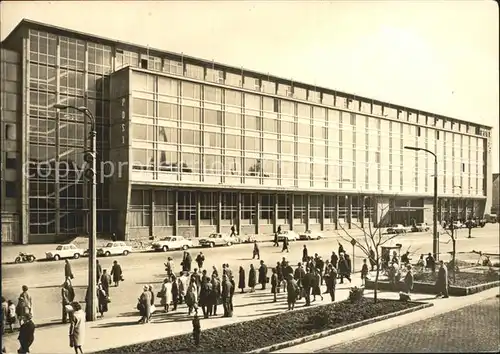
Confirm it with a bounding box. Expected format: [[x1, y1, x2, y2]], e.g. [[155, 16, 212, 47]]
[[277, 230, 299, 242], [199, 233, 237, 248], [152, 236, 193, 252], [412, 223, 430, 232], [298, 230, 323, 240], [386, 224, 409, 234], [45, 243, 85, 261], [97, 241, 133, 257]]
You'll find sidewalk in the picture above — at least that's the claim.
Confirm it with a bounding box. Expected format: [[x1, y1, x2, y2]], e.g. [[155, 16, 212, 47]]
[[1, 276, 366, 354], [274, 286, 500, 353]]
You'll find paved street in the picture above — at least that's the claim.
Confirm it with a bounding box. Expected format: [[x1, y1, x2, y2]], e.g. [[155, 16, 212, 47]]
[[1, 224, 498, 326], [318, 296, 500, 353]]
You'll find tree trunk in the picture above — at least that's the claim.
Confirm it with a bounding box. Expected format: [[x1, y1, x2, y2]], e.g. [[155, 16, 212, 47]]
[[374, 263, 379, 304], [452, 238, 456, 284]]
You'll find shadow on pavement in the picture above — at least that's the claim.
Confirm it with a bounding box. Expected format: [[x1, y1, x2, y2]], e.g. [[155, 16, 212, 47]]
[[234, 299, 279, 308], [95, 320, 140, 328]]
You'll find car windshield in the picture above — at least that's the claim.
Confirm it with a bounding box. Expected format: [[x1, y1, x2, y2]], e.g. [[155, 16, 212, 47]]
[[106, 243, 113, 247], [56, 246, 63, 250], [162, 237, 173, 241], [209, 234, 219, 238]]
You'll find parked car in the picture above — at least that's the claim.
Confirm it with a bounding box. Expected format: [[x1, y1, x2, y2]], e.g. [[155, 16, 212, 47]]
[[238, 234, 256, 243], [298, 230, 323, 240], [199, 233, 237, 248], [277, 230, 299, 242], [386, 224, 410, 234], [447, 221, 465, 230], [412, 223, 430, 232], [484, 214, 498, 223], [45, 244, 85, 261], [152, 236, 193, 252], [469, 219, 487, 228], [97, 241, 133, 257]]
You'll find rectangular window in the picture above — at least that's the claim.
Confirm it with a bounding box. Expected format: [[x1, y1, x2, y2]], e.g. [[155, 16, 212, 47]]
[[182, 106, 201, 123], [298, 122, 311, 138], [181, 153, 201, 173], [133, 98, 154, 116], [263, 118, 277, 133], [159, 151, 178, 171], [281, 140, 294, 154], [158, 126, 177, 143], [281, 121, 295, 135], [226, 134, 241, 150], [204, 110, 222, 125], [181, 129, 201, 145], [158, 77, 178, 96], [245, 115, 261, 131], [6, 157, 17, 169], [225, 90, 241, 106], [244, 136, 259, 151], [298, 142, 311, 156], [5, 181, 17, 198], [205, 132, 222, 148], [204, 86, 222, 103], [132, 149, 154, 169], [280, 161, 294, 178], [131, 123, 154, 141], [263, 139, 278, 153], [204, 154, 222, 174], [225, 112, 241, 128], [181, 82, 201, 99], [158, 103, 178, 120]]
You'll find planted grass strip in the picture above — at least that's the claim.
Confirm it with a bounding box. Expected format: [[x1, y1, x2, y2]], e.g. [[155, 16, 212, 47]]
[[95, 298, 423, 353]]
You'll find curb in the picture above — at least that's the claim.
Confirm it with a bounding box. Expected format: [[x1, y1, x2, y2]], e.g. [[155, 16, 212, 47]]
[[247, 302, 434, 353]]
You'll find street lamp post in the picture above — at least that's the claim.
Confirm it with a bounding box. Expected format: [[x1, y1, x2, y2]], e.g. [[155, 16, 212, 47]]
[[54, 104, 97, 322], [404, 146, 439, 261]]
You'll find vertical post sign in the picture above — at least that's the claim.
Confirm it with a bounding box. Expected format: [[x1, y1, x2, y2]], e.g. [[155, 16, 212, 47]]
[[350, 238, 357, 273], [121, 97, 127, 145]]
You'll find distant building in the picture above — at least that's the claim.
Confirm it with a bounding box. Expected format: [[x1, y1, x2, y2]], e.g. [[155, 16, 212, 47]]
[[0, 19, 494, 244], [492, 173, 500, 215]]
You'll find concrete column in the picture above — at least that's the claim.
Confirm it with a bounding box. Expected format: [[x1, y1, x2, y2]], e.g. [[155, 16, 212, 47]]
[[174, 190, 179, 236], [305, 194, 310, 231], [237, 192, 242, 235], [334, 195, 339, 230], [217, 191, 222, 233], [289, 194, 295, 231], [150, 189, 155, 237], [195, 193, 201, 238], [347, 196, 352, 229], [255, 193, 261, 234], [320, 194, 325, 231], [273, 194, 278, 233]]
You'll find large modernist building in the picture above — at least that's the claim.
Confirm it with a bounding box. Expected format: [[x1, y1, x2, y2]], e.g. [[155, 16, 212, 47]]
[[1, 19, 494, 244]]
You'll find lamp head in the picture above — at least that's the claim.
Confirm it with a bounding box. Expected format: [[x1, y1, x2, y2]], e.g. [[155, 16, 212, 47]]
[[53, 103, 69, 109], [404, 146, 420, 151]]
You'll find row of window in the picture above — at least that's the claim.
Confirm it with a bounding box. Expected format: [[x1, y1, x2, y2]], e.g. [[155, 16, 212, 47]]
[[28, 29, 487, 138]]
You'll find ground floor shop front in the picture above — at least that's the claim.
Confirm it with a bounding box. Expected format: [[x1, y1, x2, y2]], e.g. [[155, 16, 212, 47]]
[[122, 186, 486, 240]]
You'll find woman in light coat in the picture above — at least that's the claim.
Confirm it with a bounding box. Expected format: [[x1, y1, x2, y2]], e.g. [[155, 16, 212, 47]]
[[138, 286, 152, 324], [160, 278, 173, 312], [69, 302, 85, 354]]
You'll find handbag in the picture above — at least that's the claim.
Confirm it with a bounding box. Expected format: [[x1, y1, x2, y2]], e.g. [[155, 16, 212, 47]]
[[106, 296, 111, 303], [120, 275, 125, 281]]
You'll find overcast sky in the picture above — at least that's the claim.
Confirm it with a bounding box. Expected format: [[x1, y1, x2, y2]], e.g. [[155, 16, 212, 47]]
[[1, 1, 498, 172]]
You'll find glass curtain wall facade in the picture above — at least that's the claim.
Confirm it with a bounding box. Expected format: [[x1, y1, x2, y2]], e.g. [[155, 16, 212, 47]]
[[27, 29, 114, 240]]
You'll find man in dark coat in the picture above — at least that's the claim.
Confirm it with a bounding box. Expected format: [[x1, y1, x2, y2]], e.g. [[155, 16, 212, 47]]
[[18, 313, 35, 354], [426, 253, 436, 274], [100, 269, 112, 296], [258, 260, 268, 290], [195, 252, 205, 269], [64, 259, 74, 283], [61, 281, 75, 323], [199, 278, 212, 318], [293, 263, 306, 299], [302, 245, 309, 263], [325, 264, 337, 302], [369, 249, 377, 271], [253, 241, 260, 260], [330, 251, 338, 269], [338, 242, 345, 256], [302, 268, 314, 306], [96, 260, 103, 284], [229, 275, 236, 312], [273, 231, 279, 247], [110, 260, 123, 287], [435, 261, 449, 298], [281, 237, 289, 253], [221, 274, 233, 317], [209, 275, 221, 316], [230, 225, 236, 237], [315, 256, 325, 284], [182, 252, 193, 273]]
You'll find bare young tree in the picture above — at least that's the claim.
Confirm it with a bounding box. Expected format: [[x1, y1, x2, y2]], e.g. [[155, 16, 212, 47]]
[[438, 219, 458, 284], [336, 194, 401, 303]]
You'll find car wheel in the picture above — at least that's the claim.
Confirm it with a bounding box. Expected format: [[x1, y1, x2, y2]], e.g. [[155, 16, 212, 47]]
[[308, 236, 312, 240], [28, 256, 36, 263], [105, 251, 111, 257], [123, 250, 129, 256], [54, 254, 60, 261], [73, 253, 80, 259], [227, 242, 232, 246], [15, 257, 21, 264], [162, 246, 169, 252], [182, 245, 188, 250], [210, 242, 215, 248]]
